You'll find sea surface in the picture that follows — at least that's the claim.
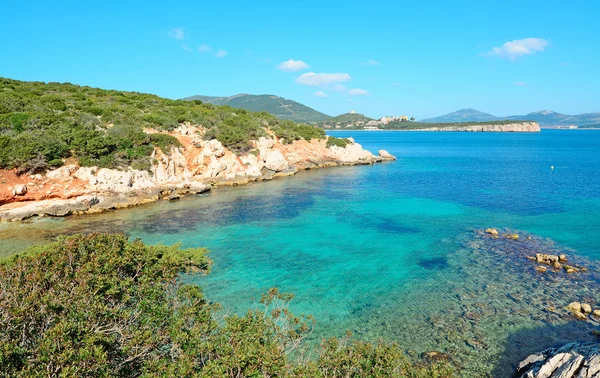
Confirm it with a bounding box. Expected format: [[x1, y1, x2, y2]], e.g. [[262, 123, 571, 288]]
[[2, 130, 600, 376]]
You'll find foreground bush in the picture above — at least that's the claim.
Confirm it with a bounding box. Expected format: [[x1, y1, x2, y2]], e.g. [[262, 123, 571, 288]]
[[0, 234, 453, 377]]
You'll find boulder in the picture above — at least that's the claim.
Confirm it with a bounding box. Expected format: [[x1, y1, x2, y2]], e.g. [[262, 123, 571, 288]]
[[536, 266, 548, 273], [567, 302, 582, 312], [582, 303, 592, 313], [515, 342, 600, 378], [485, 228, 499, 236], [256, 137, 275, 150], [264, 150, 288, 171], [13, 184, 27, 196], [378, 149, 393, 158]]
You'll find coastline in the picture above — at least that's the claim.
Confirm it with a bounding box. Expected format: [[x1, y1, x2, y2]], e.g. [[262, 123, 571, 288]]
[[0, 126, 395, 222], [327, 121, 541, 132]]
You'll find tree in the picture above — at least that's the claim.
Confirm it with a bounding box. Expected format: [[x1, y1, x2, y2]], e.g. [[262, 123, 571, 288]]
[[410, 117, 415, 121]]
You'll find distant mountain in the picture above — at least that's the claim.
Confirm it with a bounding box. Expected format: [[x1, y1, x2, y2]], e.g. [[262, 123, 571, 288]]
[[505, 111, 600, 126], [421, 108, 600, 127], [183, 94, 331, 123], [420, 108, 501, 123]]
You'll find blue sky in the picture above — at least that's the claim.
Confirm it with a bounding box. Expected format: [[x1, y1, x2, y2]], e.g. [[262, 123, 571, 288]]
[[1, 0, 598, 119]]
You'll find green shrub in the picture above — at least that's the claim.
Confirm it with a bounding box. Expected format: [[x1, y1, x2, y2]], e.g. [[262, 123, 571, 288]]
[[326, 136, 349, 148], [0, 234, 453, 377]]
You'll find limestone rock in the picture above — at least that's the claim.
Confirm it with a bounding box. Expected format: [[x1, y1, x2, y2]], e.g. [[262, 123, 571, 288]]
[[536, 266, 548, 273], [485, 228, 499, 236], [46, 165, 78, 180], [378, 149, 393, 158], [13, 184, 27, 196], [582, 303, 592, 313], [567, 302, 582, 312], [515, 342, 600, 378], [264, 150, 288, 171]]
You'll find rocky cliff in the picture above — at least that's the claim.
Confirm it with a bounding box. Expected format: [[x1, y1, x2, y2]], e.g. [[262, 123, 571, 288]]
[[515, 342, 600, 378], [0, 125, 394, 221], [416, 122, 540, 132]]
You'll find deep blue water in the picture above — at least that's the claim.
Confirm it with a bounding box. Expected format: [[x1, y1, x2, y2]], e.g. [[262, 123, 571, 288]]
[[2, 130, 600, 376]]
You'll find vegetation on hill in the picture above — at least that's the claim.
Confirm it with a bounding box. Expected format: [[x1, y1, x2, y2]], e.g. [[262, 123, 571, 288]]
[[0, 233, 454, 377], [318, 112, 373, 128], [419, 108, 501, 123], [184, 94, 332, 123], [0, 78, 325, 174], [326, 136, 350, 148]]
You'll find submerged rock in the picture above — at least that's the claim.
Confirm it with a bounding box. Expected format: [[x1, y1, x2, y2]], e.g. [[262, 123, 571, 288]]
[[515, 342, 600, 378]]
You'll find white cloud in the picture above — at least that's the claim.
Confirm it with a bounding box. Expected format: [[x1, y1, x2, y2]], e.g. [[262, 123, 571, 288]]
[[361, 60, 379, 66], [169, 28, 185, 40], [278, 59, 309, 72], [348, 88, 369, 96], [216, 49, 228, 58], [296, 72, 351, 87], [514, 81, 527, 86], [313, 91, 328, 97], [198, 44, 213, 53], [487, 38, 548, 60]]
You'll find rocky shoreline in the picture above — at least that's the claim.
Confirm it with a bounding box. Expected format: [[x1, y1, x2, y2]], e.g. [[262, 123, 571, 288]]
[[0, 126, 395, 222]]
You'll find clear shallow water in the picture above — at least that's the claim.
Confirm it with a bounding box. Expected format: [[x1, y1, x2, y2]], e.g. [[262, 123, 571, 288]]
[[1, 130, 600, 376]]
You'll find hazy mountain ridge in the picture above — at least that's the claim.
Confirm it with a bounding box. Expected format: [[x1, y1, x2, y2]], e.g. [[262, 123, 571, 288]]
[[183, 94, 331, 123], [421, 108, 600, 126]]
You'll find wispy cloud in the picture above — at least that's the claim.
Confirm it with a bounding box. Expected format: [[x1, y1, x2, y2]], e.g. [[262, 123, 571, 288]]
[[487, 38, 548, 60], [313, 91, 328, 98], [168, 28, 185, 40], [296, 72, 351, 87], [348, 88, 369, 96], [215, 49, 228, 58], [278, 59, 309, 72], [198, 44, 213, 53], [361, 60, 379, 66], [182, 44, 192, 52], [514, 81, 527, 86]]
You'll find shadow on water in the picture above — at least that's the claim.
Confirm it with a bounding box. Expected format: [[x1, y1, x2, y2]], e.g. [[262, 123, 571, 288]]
[[141, 187, 319, 234], [491, 321, 598, 377]]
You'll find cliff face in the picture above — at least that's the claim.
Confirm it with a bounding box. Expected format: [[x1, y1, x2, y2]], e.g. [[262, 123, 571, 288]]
[[416, 122, 541, 132], [0, 125, 394, 221]]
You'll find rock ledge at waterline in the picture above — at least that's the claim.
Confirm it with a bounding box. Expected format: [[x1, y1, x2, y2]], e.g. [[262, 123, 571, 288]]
[[0, 126, 394, 221]]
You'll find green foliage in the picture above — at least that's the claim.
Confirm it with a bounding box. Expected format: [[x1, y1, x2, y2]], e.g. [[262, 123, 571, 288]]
[[0, 78, 326, 173], [326, 136, 350, 148], [0, 234, 453, 377]]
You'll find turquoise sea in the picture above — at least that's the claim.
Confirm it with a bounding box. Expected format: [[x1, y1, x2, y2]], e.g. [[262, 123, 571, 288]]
[[2, 130, 600, 376]]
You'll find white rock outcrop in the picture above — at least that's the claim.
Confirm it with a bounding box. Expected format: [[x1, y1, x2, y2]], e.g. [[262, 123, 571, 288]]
[[516, 342, 600, 378]]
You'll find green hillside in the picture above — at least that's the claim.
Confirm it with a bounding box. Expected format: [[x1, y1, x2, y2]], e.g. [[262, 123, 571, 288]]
[[318, 112, 373, 128], [0, 78, 325, 174], [184, 94, 331, 123]]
